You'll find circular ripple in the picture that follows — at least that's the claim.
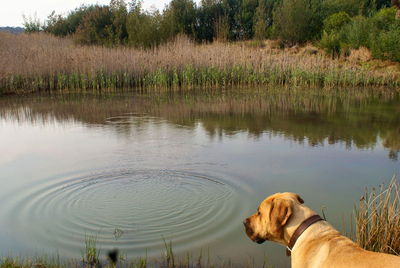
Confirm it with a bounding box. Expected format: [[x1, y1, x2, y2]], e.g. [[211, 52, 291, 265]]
[[3, 169, 240, 257]]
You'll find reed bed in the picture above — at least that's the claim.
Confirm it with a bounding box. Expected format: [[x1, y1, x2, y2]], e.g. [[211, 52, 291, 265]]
[[352, 174, 400, 255], [1, 32, 399, 94]]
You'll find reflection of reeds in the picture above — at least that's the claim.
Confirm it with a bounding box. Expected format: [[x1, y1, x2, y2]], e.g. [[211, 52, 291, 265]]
[[1, 32, 399, 93], [0, 88, 399, 160], [353, 174, 400, 255]]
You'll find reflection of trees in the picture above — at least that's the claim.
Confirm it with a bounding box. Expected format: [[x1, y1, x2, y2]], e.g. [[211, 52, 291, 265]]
[[0, 87, 399, 160], [382, 130, 400, 161]]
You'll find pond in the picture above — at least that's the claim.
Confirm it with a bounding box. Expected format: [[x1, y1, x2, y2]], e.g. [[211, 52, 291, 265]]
[[0, 87, 399, 267]]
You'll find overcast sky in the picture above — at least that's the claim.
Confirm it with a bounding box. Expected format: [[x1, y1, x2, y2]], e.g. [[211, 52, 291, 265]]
[[0, 0, 176, 27]]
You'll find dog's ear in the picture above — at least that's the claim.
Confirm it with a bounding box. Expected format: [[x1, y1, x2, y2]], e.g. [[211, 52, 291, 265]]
[[296, 194, 304, 204], [269, 198, 292, 234]]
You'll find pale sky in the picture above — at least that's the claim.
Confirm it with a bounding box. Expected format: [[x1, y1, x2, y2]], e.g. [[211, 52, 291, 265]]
[[0, 0, 174, 27]]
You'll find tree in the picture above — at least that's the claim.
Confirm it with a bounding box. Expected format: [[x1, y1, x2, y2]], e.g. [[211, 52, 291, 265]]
[[233, 0, 258, 40], [254, 0, 267, 40], [163, 0, 197, 37], [197, 0, 224, 42], [272, 0, 318, 45], [45, 5, 98, 37], [73, 4, 114, 46], [214, 12, 231, 41], [110, 0, 129, 44], [126, 0, 162, 48], [22, 12, 44, 33]]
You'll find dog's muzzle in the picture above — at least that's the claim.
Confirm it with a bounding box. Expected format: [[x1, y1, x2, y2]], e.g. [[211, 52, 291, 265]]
[[243, 219, 253, 236], [243, 219, 266, 244]]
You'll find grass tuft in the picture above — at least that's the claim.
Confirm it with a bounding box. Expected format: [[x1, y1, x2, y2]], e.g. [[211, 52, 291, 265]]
[[81, 232, 101, 267]]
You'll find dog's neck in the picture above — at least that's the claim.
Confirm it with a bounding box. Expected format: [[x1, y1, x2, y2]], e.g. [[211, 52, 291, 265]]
[[285, 215, 324, 256], [283, 206, 318, 247]]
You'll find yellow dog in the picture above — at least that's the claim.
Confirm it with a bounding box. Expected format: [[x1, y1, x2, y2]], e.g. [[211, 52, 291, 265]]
[[243, 192, 400, 267]]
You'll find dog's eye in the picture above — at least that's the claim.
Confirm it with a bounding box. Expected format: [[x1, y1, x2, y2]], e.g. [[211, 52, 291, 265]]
[[257, 211, 261, 216]]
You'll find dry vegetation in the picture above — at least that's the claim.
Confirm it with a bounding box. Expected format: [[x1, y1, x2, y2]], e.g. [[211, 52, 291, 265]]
[[352, 175, 400, 255], [1, 32, 400, 93]]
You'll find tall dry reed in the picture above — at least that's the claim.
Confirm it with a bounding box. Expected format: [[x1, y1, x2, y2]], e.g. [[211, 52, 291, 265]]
[[1, 32, 400, 93], [353, 174, 400, 255]]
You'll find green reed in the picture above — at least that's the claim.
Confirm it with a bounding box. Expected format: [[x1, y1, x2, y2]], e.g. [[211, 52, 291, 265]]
[[4, 63, 397, 93]]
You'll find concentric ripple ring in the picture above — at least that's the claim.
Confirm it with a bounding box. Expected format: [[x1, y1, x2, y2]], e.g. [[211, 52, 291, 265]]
[[2, 169, 241, 258]]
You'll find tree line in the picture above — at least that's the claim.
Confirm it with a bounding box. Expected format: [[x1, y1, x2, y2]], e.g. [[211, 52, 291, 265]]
[[23, 0, 399, 60]]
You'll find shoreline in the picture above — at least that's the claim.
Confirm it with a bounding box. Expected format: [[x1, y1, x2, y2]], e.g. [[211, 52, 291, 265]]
[[1, 33, 399, 95]]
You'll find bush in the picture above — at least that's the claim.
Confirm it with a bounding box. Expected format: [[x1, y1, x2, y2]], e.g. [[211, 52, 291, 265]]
[[371, 7, 398, 31], [323, 11, 351, 32], [344, 15, 371, 49], [370, 25, 400, 62], [320, 30, 342, 57], [272, 0, 316, 45], [368, 7, 400, 62]]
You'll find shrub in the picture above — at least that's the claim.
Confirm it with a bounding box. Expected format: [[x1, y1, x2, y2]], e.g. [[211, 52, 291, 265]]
[[272, 0, 316, 45], [344, 15, 371, 49], [320, 30, 342, 57], [323, 11, 351, 32], [369, 25, 400, 62], [368, 7, 400, 62], [371, 7, 398, 31]]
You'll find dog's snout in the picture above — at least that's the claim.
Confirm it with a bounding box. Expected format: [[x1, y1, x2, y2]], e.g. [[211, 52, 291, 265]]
[[243, 218, 254, 238]]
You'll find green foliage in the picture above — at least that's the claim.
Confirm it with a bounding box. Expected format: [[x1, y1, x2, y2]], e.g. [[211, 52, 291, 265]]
[[164, 0, 197, 36], [320, 6, 400, 62], [72, 4, 116, 46], [22, 12, 44, 33], [45, 5, 97, 36], [344, 15, 371, 49], [319, 0, 359, 20], [367, 7, 400, 62], [253, 0, 267, 40], [323, 11, 351, 32], [370, 25, 400, 62], [320, 11, 351, 56], [196, 0, 223, 41], [127, 1, 162, 48], [272, 0, 317, 45], [234, 0, 259, 40], [36, 0, 400, 61], [110, 0, 129, 43], [320, 30, 342, 57], [371, 6, 398, 31]]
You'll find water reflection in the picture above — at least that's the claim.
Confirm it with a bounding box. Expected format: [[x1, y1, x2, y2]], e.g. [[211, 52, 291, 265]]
[[0, 86, 399, 266], [1, 87, 399, 161]]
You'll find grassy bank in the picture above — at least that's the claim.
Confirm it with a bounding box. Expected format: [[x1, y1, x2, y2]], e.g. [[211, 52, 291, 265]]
[[1, 32, 400, 94]]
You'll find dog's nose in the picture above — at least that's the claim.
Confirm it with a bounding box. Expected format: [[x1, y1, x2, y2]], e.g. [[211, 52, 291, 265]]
[[243, 219, 249, 227]]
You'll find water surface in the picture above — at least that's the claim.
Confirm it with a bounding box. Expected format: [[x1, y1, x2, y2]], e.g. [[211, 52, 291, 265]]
[[0, 87, 399, 266]]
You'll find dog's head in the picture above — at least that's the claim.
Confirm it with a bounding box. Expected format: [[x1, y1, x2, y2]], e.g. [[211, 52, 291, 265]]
[[243, 192, 304, 246]]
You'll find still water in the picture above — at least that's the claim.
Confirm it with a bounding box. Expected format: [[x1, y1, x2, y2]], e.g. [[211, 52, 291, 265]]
[[0, 87, 399, 266]]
